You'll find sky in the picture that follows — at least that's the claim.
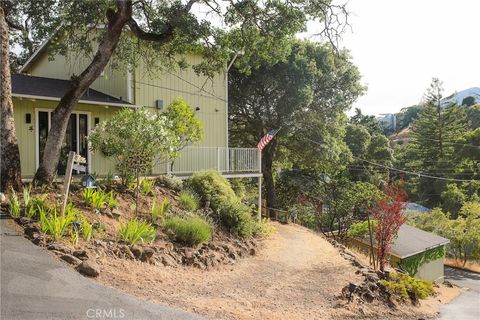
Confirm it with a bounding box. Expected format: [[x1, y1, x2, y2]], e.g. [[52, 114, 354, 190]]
[[317, 0, 480, 116]]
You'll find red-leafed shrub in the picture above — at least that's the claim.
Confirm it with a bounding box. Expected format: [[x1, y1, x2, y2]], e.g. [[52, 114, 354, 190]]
[[371, 180, 407, 271]]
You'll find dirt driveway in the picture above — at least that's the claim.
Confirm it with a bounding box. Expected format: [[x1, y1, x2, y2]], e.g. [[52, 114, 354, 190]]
[[97, 223, 443, 320]]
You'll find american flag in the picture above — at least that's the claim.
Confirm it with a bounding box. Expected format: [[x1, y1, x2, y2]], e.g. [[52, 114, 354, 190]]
[[257, 129, 280, 151]]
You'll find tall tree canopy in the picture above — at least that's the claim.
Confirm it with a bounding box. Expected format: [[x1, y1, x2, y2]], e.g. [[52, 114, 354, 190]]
[[229, 40, 363, 207], [6, 0, 350, 185]]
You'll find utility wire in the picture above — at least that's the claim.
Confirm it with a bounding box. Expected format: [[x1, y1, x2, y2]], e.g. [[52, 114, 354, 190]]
[[304, 137, 478, 183]]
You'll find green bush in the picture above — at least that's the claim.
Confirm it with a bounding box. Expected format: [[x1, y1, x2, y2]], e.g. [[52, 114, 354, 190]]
[[106, 191, 119, 209], [8, 188, 21, 218], [253, 218, 276, 237], [348, 220, 377, 238], [141, 178, 155, 195], [179, 190, 200, 211], [39, 207, 76, 241], [379, 272, 434, 302], [164, 216, 212, 246], [118, 219, 156, 245], [151, 197, 170, 224], [187, 170, 255, 237], [82, 188, 107, 210], [289, 204, 317, 229]]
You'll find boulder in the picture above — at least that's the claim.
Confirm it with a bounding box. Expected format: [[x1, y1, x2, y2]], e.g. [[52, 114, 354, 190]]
[[61, 254, 82, 265], [130, 245, 143, 259], [76, 260, 100, 277], [47, 242, 72, 254]]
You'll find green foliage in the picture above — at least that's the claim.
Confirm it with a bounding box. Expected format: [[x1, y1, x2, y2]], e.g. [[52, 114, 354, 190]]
[[178, 190, 200, 211], [164, 216, 212, 246], [379, 272, 434, 301], [289, 204, 318, 229], [26, 194, 49, 219], [156, 174, 183, 191], [163, 98, 204, 159], [106, 191, 119, 209], [151, 197, 170, 224], [141, 178, 155, 195], [118, 219, 156, 245], [252, 218, 276, 238], [88, 108, 173, 184], [399, 246, 446, 276], [8, 188, 21, 218], [187, 170, 256, 237], [409, 204, 480, 265], [441, 184, 466, 218], [39, 208, 76, 241], [22, 185, 32, 208], [82, 188, 107, 210], [348, 220, 377, 238], [350, 108, 384, 135], [80, 217, 93, 242]]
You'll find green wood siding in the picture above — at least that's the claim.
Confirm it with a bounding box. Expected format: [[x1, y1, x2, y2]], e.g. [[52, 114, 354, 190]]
[[27, 52, 128, 102], [13, 97, 119, 177]]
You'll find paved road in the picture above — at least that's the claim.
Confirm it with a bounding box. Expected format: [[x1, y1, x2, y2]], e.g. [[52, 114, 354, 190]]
[[439, 266, 480, 320], [0, 217, 205, 320]]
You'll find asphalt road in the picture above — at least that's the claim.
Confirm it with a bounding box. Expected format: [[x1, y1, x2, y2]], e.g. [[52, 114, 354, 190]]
[[439, 266, 480, 320], [0, 217, 205, 320]]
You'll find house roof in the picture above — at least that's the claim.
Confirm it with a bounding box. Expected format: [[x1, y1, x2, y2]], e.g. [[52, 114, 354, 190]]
[[391, 224, 449, 259], [353, 224, 449, 260], [11, 74, 132, 106]]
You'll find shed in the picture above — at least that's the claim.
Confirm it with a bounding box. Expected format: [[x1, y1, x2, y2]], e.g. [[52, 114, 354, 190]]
[[349, 224, 449, 283]]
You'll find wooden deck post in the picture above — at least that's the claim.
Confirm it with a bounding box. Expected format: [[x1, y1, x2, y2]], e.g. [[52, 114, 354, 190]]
[[257, 176, 262, 221]]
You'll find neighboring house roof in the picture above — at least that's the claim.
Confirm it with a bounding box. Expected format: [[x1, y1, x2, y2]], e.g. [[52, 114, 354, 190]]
[[391, 224, 449, 259], [11, 74, 132, 107], [353, 224, 449, 260], [404, 202, 431, 213]]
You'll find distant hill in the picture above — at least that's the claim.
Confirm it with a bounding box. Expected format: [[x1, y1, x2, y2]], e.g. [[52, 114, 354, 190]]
[[441, 87, 480, 107]]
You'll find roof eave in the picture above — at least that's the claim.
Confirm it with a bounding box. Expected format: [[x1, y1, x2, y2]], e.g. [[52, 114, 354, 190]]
[[12, 93, 137, 108]]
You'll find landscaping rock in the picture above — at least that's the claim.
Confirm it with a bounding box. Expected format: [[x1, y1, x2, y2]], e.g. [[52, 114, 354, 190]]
[[130, 245, 143, 259], [17, 217, 33, 225], [76, 260, 100, 277], [160, 254, 178, 267], [0, 192, 6, 203], [72, 250, 89, 261], [23, 223, 41, 238], [47, 242, 72, 254], [111, 209, 123, 219], [61, 254, 82, 265], [140, 247, 155, 263], [119, 245, 135, 259]]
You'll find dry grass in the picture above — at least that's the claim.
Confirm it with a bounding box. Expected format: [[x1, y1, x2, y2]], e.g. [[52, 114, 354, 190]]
[[445, 258, 480, 273]]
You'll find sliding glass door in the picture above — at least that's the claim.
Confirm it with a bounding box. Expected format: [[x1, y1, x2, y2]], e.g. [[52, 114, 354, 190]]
[[37, 110, 89, 175]]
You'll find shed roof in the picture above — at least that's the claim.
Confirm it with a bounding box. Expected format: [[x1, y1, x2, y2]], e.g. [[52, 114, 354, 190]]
[[11, 74, 132, 106], [389, 225, 449, 259]]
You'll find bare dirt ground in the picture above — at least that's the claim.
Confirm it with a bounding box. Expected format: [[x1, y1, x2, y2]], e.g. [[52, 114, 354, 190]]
[[96, 223, 458, 320]]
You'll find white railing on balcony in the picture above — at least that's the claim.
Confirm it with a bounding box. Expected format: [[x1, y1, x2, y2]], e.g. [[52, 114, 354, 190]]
[[154, 147, 261, 175]]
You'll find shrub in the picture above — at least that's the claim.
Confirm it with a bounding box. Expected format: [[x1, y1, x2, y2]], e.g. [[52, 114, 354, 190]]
[[164, 216, 212, 246], [118, 219, 156, 245], [253, 218, 276, 237], [141, 178, 155, 195], [348, 220, 378, 238], [80, 217, 93, 242], [8, 188, 21, 218], [151, 197, 170, 224], [217, 201, 255, 238], [39, 208, 76, 241], [289, 204, 317, 229], [106, 191, 119, 209], [156, 174, 183, 191], [187, 170, 255, 237], [379, 272, 434, 302], [179, 190, 200, 211]]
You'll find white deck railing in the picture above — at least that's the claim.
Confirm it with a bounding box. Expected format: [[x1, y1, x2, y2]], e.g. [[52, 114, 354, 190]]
[[159, 147, 261, 175]]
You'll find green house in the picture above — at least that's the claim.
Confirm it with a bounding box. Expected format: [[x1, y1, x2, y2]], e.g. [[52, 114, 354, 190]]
[[12, 40, 262, 183]]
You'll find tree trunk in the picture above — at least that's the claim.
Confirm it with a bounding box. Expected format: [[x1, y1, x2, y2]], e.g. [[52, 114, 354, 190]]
[[0, 7, 22, 192], [33, 5, 131, 185], [262, 139, 277, 211]]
